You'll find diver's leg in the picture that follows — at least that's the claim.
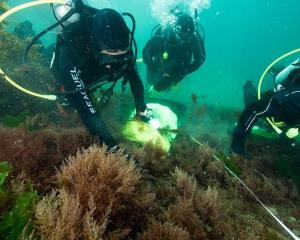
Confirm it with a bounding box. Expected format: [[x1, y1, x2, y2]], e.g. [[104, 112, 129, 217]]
[[230, 95, 283, 154]]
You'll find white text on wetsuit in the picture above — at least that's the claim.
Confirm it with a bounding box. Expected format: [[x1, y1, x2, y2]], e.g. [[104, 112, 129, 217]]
[[70, 67, 96, 114]]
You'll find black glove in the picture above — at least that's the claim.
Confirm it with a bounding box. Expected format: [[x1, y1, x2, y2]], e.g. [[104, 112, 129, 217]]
[[136, 108, 153, 123]]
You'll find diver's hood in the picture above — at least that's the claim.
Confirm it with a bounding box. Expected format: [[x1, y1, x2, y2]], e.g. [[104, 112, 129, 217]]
[[176, 14, 195, 35], [90, 8, 130, 53]]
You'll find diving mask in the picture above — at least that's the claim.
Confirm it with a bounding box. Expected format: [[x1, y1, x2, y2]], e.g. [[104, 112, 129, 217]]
[[98, 48, 130, 67]]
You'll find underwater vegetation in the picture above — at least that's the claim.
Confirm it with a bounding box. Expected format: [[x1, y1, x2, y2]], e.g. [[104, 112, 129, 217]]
[[0, 122, 299, 239], [0, 18, 57, 118], [0, 112, 29, 128], [0, 0, 8, 14], [0, 127, 98, 192], [0, 162, 38, 240], [0, 61, 299, 238], [0, 69, 299, 239]]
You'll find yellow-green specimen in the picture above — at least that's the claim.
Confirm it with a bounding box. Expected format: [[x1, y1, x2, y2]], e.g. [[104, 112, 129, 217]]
[[123, 120, 171, 151], [123, 103, 178, 152]]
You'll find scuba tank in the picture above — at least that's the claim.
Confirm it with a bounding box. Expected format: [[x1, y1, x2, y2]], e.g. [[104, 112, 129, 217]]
[[275, 59, 300, 86], [52, 3, 80, 29], [23, 0, 83, 63]]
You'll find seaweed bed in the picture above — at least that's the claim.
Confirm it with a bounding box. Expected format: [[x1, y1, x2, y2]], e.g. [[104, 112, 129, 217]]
[[0, 12, 300, 240]]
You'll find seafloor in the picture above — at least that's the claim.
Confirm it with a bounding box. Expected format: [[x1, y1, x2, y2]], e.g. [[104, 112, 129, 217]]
[[0, 10, 300, 240]]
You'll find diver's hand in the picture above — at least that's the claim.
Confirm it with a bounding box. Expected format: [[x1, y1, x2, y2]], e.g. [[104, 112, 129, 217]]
[[136, 108, 153, 123], [274, 84, 285, 92]]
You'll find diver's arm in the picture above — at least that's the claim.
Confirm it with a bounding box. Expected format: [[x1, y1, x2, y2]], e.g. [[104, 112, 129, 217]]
[[70, 90, 118, 148], [184, 33, 206, 74], [124, 66, 147, 112], [52, 46, 118, 148]]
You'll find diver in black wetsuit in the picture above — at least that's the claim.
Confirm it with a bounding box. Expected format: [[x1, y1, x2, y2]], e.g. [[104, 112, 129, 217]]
[[50, 1, 150, 149], [143, 10, 206, 92], [230, 59, 300, 155], [14, 20, 37, 40]]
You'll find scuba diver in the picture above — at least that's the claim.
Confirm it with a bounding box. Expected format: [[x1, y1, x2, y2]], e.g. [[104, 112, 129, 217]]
[[50, 0, 151, 149], [230, 59, 300, 155], [14, 20, 37, 40], [142, 7, 206, 92], [14, 20, 54, 57]]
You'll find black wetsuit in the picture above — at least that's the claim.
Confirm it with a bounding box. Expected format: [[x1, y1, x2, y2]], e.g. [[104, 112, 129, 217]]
[[231, 68, 300, 154], [51, 6, 146, 148], [143, 27, 205, 91]]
